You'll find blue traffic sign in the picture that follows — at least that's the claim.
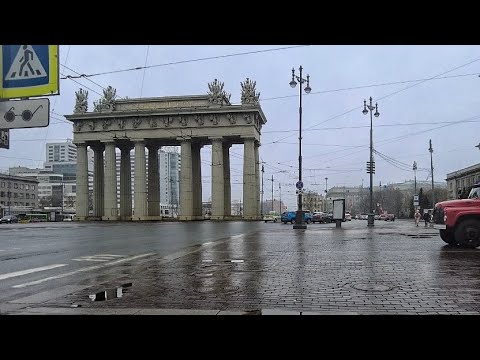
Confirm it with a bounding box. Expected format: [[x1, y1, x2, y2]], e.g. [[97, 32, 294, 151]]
[[296, 181, 303, 189], [1, 45, 59, 99]]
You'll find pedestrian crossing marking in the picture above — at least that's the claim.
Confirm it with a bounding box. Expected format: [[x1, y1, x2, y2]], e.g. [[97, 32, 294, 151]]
[[5, 45, 47, 81]]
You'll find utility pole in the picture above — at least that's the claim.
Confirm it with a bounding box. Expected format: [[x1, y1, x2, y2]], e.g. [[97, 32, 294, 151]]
[[324, 177, 328, 212], [429, 139, 435, 208], [413, 161, 417, 194], [261, 164, 264, 217], [279, 182, 282, 214], [271, 174, 274, 212]]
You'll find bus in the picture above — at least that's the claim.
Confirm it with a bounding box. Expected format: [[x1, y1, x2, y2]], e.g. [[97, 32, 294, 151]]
[[17, 213, 49, 223]]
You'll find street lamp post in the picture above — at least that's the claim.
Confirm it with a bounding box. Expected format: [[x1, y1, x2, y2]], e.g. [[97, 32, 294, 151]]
[[290, 66, 311, 229], [362, 97, 380, 227]]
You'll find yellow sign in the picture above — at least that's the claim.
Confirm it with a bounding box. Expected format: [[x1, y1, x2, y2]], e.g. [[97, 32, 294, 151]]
[[0, 45, 59, 99]]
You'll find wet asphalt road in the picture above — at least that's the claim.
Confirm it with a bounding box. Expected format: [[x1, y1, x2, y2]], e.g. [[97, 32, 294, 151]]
[[0, 221, 260, 304], [3, 219, 480, 314]]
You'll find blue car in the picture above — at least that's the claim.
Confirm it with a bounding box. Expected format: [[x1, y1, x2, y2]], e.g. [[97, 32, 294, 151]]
[[281, 211, 312, 224]]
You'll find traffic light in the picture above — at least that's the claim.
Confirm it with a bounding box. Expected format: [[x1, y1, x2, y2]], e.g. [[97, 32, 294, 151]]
[[366, 161, 375, 174]]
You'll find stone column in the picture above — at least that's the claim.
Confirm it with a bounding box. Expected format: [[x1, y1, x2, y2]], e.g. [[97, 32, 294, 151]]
[[134, 140, 147, 220], [191, 143, 203, 220], [255, 141, 261, 219], [223, 143, 231, 217], [243, 137, 256, 219], [211, 138, 224, 220], [102, 141, 118, 220], [119, 144, 133, 220], [147, 144, 160, 219], [75, 143, 89, 220], [179, 138, 193, 220], [92, 143, 105, 218]]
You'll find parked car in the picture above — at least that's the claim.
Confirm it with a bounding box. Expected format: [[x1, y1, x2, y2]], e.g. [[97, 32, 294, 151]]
[[281, 211, 312, 224], [263, 211, 280, 223], [345, 212, 352, 221], [0, 215, 18, 224], [312, 212, 328, 223]]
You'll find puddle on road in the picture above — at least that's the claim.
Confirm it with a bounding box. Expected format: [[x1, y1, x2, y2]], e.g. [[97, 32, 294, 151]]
[[89, 282, 132, 301]]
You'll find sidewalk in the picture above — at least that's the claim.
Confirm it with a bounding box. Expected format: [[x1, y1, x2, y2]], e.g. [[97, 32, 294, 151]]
[[4, 220, 480, 315]]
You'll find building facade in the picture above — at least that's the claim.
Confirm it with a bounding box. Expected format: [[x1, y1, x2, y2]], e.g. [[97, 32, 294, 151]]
[[46, 141, 77, 163], [446, 163, 480, 199], [0, 174, 39, 216]]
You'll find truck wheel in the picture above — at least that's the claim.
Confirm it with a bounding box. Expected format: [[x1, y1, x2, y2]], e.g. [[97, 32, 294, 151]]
[[274, 218, 277, 223], [283, 221, 287, 224], [454, 219, 480, 248], [291, 219, 295, 224], [439, 229, 455, 245], [306, 219, 311, 224]]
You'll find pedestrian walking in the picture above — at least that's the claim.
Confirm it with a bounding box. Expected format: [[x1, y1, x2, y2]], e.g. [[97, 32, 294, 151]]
[[414, 209, 421, 227], [423, 210, 430, 227]]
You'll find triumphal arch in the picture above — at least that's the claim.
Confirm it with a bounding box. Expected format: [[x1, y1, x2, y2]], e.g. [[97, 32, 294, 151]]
[[65, 79, 267, 221]]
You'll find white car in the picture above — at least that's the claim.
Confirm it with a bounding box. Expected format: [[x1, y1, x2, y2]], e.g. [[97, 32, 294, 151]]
[[263, 211, 280, 223]]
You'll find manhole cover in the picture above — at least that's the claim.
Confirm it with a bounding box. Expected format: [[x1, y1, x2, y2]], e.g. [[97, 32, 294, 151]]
[[351, 283, 394, 292]]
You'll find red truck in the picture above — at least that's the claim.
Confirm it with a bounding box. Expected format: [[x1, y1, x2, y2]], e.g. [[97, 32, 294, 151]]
[[432, 183, 480, 248]]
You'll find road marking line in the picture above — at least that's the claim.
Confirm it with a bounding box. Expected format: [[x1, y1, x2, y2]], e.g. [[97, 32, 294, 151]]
[[72, 254, 125, 262], [0, 264, 67, 281], [12, 253, 155, 288], [72, 258, 108, 262]]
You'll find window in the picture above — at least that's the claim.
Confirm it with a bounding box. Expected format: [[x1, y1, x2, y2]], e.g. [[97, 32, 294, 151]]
[[32, 194, 35, 199], [1, 182, 4, 188], [14, 183, 18, 189], [13, 193, 18, 198], [20, 184, 24, 189], [32, 185, 35, 190], [26, 194, 30, 199], [26, 202, 29, 206], [0, 191, 4, 197], [26, 185, 29, 190]]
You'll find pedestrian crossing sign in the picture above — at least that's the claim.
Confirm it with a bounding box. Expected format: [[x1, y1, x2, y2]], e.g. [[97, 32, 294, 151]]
[[0, 45, 59, 99]]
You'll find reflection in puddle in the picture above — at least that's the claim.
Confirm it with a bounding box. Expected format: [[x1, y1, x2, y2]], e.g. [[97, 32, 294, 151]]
[[89, 282, 132, 301]]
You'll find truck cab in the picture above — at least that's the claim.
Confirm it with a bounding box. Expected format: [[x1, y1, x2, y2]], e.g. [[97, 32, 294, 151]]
[[433, 183, 480, 247]]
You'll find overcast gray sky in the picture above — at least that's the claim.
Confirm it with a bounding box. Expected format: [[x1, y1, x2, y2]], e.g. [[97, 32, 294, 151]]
[[3, 45, 480, 209]]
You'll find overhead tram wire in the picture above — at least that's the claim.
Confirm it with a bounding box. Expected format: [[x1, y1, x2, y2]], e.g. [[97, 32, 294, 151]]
[[59, 46, 310, 80], [264, 54, 480, 145]]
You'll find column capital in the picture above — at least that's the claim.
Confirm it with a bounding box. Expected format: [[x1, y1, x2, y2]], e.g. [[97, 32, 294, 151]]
[[209, 137, 224, 142], [177, 136, 192, 142], [74, 142, 87, 147], [241, 136, 256, 142], [100, 139, 117, 145], [132, 139, 146, 144]]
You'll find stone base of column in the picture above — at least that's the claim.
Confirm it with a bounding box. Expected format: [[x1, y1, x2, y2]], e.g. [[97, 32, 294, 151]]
[[74, 216, 88, 221], [131, 216, 151, 221], [101, 215, 120, 221], [143, 215, 162, 221], [120, 216, 132, 221], [193, 215, 205, 220], [86, 216, 102, 221], [242, 215, 262, 221], [178, 215, 194, 221], [211, 215, 224, 221], [224, 215, 242, 221]]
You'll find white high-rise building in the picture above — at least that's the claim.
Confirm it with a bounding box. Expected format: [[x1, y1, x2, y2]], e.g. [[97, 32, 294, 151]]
[[46, 141, 78, 163], [159, 149, 180, 217]]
